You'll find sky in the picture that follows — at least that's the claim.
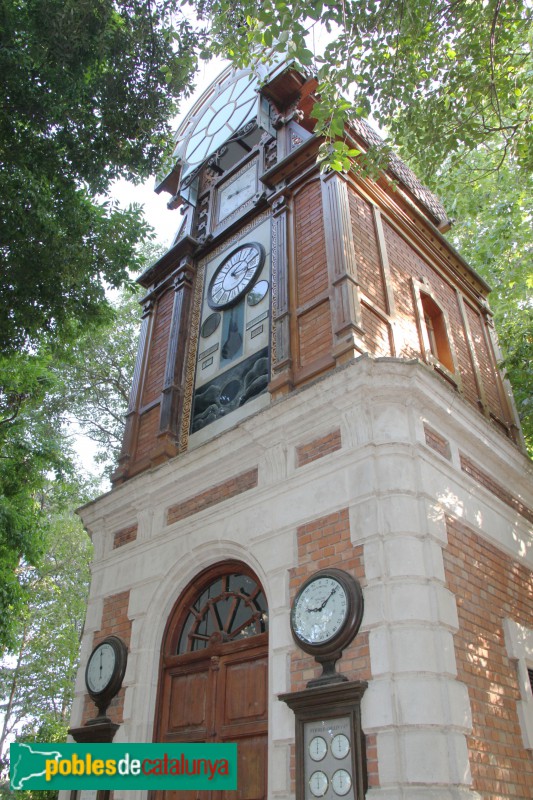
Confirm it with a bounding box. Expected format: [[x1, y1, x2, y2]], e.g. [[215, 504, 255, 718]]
[[110, 55, 230, 250]]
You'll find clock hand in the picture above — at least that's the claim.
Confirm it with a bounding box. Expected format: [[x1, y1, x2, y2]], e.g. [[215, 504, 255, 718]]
[[230, 264, 248, 278], [319, 586, 337, 610], [306, 587, 337, 613]]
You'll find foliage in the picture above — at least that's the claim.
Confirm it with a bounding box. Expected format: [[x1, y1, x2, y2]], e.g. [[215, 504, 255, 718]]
[[53, 283, 150, 479], [435, 149, 533, 450], [193, 0, 532, 177], [0, 0, 198, 353], [0, 480, 92, 784], [0, 351, 71, 652]]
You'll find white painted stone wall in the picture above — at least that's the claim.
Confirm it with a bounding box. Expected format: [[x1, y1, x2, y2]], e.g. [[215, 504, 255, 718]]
[[62, 357, 533, 800]]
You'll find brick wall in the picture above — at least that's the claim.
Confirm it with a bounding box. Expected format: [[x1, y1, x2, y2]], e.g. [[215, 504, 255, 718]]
[[113, 524, 138, 549], [166, 467, 258, 525], [289, 509, 378, 790], [294, 181, 328, 308], [82, 591, 132, 725], [348, 190, 386, 312], [141, 288, 174, 407], [296, 429, 342, 467], [424, 423, 452, 460], [360, 303, 392, 357], [297, 301, 332, 367], [465, 302, 507, 420], [444, 518, 533, 798], [293, 181, 333, 374], [134, 405, 159, 465]]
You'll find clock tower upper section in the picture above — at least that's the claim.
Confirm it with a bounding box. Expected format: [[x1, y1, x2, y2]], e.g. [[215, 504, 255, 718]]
[[112, 63, 524, 484]]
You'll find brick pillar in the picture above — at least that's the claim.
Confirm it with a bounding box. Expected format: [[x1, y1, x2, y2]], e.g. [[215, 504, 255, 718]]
[[112, 298, 154, 485], [151, 255, 195, 466]]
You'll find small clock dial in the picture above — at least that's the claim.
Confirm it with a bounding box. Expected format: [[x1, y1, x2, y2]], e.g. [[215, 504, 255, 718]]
[[309, 736, 327, 762], [247, 280, 269, 306], [331, 733, 350, 759], [218, 164, 257, 221], [201, 312, 221, 338], [331, 768, 352, 796], [86, 642, 116, 694], [208, 243, 265, 310], [291, 576, 348, 645], [309, 770, 329, 797]]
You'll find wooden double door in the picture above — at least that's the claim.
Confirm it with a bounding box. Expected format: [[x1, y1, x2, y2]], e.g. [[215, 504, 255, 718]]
[[153, 564, 269, 800]]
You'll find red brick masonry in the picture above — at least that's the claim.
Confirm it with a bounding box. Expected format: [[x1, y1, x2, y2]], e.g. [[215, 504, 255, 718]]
[[460, 454, 533, 525], [296, 429, 342, 467], [166, 467, 259, 525], [444, 518, 533, 798], [82, 591, 132, 725], [112, 524, 138, 549]]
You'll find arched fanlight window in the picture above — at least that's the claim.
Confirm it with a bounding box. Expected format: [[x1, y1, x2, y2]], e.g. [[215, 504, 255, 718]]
[[176, 569, 268, 654]]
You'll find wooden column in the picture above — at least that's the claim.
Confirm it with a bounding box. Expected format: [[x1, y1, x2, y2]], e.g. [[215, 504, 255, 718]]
[[269, 193, 293, 396], [320, 172, 365, 364], [111, 298, 154, 485], [151, 255, 195, 465]]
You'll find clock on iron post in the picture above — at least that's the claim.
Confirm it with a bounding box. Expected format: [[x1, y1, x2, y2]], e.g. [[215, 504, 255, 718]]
[[282, 570, 367, 800], [85, 635, 128, 719], [290, 568, 364, 687], [68, 636, 128, 772]]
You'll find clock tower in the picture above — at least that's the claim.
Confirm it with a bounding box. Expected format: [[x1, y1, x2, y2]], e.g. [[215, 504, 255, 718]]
[[68, 62, 533, 800]]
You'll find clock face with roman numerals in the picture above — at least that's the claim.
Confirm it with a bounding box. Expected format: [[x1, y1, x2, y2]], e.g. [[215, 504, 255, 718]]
[[208, 243, 265, 310]]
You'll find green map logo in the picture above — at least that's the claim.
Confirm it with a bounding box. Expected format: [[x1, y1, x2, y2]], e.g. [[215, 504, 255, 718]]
[[10, 743, 237, 790]]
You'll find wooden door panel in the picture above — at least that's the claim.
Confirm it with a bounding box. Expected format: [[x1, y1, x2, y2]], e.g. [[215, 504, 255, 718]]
[[223, 656, 268, 725], [221, 734, 267, 800], [163, 668, 210, 739]]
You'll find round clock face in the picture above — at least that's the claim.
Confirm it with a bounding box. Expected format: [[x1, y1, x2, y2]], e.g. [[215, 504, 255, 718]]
[[309, 770, 329, 797], [208, 243, 265, 310], [309, 736, 327, 762], [291, 575, 349, 646], [86, 642, 116, 694], [332, 768, 352, 796], [290, 569, 364, 657], [331, 733, 350, 759]]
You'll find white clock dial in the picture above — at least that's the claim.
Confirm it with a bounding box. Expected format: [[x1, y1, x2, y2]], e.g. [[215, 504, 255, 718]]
[[331, 768, 352, 796], [218, 165, 256, 221], [309, 736, 328, 762], [86, 642, 116, 693], [208, 243, 265, 310], [331, 733, 350, 759], [292, 576, 348, 645], [309, 770, 329, 797]]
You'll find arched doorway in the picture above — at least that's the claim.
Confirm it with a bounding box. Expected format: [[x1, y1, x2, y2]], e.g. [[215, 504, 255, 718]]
[[153, 561, 269, 800]]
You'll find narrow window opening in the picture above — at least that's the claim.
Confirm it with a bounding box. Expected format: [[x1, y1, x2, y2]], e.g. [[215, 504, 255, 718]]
[[421, 292, 454, 372]]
